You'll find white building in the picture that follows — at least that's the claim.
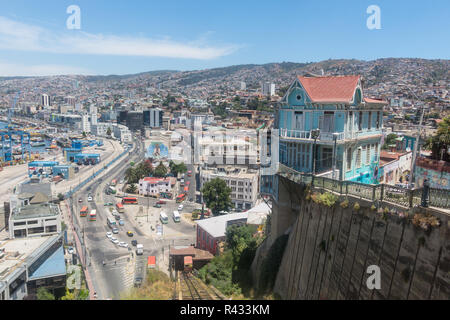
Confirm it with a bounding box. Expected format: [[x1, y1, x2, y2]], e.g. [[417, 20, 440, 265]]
[[89, 106, 98, 125], [113, 124, 132, 143], [138, 177, 174, 196], [200, 166, 259, 211], [262, 82, 275, 96], [240, 81, 246, 91], [8, 194, 61, 239], [40, 94, 50, 107], [149, 108, 163, 128], [81, 114, 91, 133]]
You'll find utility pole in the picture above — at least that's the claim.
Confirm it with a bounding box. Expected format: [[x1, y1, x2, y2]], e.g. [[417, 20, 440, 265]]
[[401, 85, 425, 187], [332, 133, 339, 180]]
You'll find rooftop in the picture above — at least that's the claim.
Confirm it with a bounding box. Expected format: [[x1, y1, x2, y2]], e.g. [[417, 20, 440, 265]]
[[12, 203, 59, 221], [297, 75, 361, 103], [196, 212, 248, 238]]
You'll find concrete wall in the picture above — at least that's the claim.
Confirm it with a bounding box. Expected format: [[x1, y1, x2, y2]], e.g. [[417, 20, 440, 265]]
[[255, 175, 450, 300]]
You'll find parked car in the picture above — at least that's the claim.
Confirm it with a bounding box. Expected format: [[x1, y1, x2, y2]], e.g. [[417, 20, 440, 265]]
[[106, 232, 112, 239], [78, 198, 83, 203], [119, 219, 124, 226], [119, 242, 128, 248], [131, 240, 138, 246], [157, 200, 166, 205], [112, 239, 119, 245], [87, 196, 93, 202], [104, 202, 113, 206], [112, 227, 119, 234], [153, 203, 161, 208], [115, 214, 121, 221], [178, 204, 184, 211], [127, 231, 134, 237]]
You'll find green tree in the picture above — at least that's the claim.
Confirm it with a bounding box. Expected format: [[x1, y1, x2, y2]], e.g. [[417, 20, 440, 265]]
[[201, 178, 232, 216], [57, 193, 65, 202], [154, 163, 168, 177], [169, 161, 187, 176], [382, 133, 398, 150], [126, 183, 137, 194], [37, 287, 55, 300], [106, 127, 112, 137], [82, 131, 87, 138], [425, 116, 450, 161], [60, 289, 76, 300]]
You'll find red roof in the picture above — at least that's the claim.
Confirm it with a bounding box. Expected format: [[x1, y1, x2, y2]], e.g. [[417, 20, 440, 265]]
[[147, 256, 156, 266], [142, 177, 169, 184], [297, 75, 360, 103]]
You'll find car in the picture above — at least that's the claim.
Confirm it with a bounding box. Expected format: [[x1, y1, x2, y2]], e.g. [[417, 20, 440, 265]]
[[112, 228, 119, 234], [111, 209, 118, 215], [110, 236, 117, 242], [112, 239, 119, 245], [119, 219, 124, 226], [131, 240, 138, 246], [153, 203, 161, 208], [67, 247, 74, 254], [119, 242, 128, 248], [134, 277, 142, 287], [78, 198, 83, 203], [157, 200, 166, 205], [115, 214, 121, 221], [104, 202, 113, 206], [106, 232, 112, 239], [87, 196, 93, 202], [178, 204, 184, 211], [127, 231, 134, 237]]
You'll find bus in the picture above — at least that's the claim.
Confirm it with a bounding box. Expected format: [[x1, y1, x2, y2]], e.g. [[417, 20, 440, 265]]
[[89, 209, 97, 221], [80, 206, 88, 217], [108, 186, 117, 194], [176, 193, 186, 203], [159, 211, 168, 224], [111, 179, 117, 186], [107, 214, 117, 228], [183, 186, 189, 193], [173, 210, 181, 223], [180, 179, 185, 187], [187, 170, 192, 177], [116, 202, 125, 213], [122, 197, 138, 205]]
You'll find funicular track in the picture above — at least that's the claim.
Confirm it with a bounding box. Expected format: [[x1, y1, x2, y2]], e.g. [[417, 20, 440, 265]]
[[178, 271, 224, 300]]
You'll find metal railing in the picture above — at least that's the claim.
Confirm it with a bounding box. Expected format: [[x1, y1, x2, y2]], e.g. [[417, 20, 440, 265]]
[[279, 129, 345, 142], [277, 163, 450, 210]]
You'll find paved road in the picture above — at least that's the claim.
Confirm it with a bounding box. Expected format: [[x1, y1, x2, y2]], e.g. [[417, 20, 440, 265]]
[[72, 137, 196, 299]]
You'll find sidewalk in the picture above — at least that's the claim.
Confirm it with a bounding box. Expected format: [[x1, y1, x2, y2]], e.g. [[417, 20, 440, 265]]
[[60, 200, 96, 300]]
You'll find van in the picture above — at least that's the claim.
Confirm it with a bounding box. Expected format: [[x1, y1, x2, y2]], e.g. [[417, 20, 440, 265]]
[[159, 211, 168, 224], [136, 244, 144, 255], [173, 210, 181, 223]]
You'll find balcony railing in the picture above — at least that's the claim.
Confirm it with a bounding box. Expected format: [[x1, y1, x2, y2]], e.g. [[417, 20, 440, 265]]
[[279, 129, 345, 142], [277, 163, 450, 210]]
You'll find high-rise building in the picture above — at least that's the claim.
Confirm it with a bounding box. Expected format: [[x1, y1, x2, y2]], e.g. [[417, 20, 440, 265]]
[[262, 82, 276, 96], [240, 81, 246, 91], [149, 108, 163, 128], [89, 105, 98, 125], [81, 114, 91, 133], [65, 96, 76, 106], [40, 94, 50, 107]]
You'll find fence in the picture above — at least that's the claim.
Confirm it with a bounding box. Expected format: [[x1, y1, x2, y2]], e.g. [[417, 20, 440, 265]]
[[278, 163, 450, 210]]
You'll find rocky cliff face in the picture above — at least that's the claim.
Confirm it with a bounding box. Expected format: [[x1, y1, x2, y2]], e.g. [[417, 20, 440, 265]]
[[251, 176, 450, 300]]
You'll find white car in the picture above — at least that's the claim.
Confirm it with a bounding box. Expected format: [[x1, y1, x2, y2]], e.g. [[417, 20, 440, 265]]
[[112, 239, 119, 245], [112, 209, 118, 215], [67, 247, 74, 254], [87, 196, 93, 202], [106, 232, 113, 239], [119, 242, 128, 248], [178, 204, 183, 211]]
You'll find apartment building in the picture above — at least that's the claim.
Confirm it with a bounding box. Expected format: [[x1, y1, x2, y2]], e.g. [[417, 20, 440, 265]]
[[200, 166, 259, 211], [138, 177, 174, 196]]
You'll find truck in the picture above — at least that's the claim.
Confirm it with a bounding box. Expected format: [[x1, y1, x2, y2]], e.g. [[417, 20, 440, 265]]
[[136, 244, 144, 255]]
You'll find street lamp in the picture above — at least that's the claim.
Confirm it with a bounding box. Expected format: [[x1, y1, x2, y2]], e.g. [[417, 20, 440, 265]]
[[311, 129, 320, 175], [332, 132, 339, 180]]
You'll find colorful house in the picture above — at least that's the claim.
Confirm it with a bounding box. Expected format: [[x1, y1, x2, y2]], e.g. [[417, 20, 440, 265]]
[[276, 75, 386, 184]]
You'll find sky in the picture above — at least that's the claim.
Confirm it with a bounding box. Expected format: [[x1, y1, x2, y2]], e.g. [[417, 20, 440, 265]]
[[0, 0, 448, 76]]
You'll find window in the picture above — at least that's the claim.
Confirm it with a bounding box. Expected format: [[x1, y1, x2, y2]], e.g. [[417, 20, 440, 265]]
[[375, 143, 379, 161], [296, 94, 302, 101], [27, 220, 38, 225], [238, 195, 243, 199], [368, 112, 372, 130], [358, 112, 363, 131], [365, 145, 370, 165], [28, 227, 44, 235], [14, 221, 26, 226], [376, 111, 381, 129], [356, 148, 362, 168], [238, 181, 244, 186], [346, 148, 352, 171], [238, 188, 244, 192], [45, 226, 57, 233]]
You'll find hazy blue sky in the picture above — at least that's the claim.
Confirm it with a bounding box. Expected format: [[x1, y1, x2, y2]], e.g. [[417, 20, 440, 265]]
[[0, 0, 448, 76]]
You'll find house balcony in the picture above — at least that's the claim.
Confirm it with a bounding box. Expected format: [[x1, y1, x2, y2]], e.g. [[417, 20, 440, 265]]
[[279, 129, 345, 144], [279, 128, 382, 144]]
